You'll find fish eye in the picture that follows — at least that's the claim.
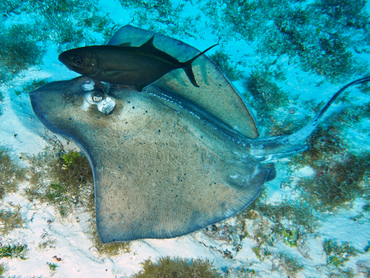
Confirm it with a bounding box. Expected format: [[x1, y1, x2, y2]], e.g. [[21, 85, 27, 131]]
[[72, 56, 84, 66]]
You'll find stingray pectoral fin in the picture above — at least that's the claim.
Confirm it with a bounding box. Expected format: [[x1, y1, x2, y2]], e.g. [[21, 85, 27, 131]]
[[108, 25, 259, 139], [95, 155, 270, 243]]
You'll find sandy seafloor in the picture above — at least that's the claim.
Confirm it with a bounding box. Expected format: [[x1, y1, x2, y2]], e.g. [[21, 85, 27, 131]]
[[0, 0, 370, 277]]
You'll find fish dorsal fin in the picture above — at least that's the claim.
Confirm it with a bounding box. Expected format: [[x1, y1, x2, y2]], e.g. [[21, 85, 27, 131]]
[[139, 35, 181, 65], [109, 25, 258, 139], [139, 35, 156, 50]]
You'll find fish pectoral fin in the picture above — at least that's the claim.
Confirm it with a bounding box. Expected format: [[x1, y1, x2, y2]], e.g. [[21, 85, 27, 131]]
[[104, 70, 137, 78], [117, 42, 132, 47]]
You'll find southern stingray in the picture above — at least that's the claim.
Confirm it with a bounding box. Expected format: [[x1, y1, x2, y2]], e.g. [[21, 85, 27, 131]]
[[29, 25, 370, 243]]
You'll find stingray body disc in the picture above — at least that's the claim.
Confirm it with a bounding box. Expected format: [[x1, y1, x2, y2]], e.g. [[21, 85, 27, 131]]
[[30, 77, 272, 242]]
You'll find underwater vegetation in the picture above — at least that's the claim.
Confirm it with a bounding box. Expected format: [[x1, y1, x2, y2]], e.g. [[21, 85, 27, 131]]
[[0, 263, 5, 277], [276, 253, 304, 277], [0, 205, 26, 235], [118, 0, 189, 35], [0, 244, 27, 259], [298, 152, 370, 211], [26, 146, 94, 217], [47, 262, 58, 271], [242, 69, 310, 137], [324, 239, 360, 267], [0, 24, 45, 81], [0, 0, 114, 83], [221, 0, 368, 81], [134, 256, 219, 278], [209, 51, 243, 81], [290, 103, 370, 212], [13, 79, 49, 96], [245, 70, 288, 113], [119, 0, 172, 17], [0, 148, 25, 199]]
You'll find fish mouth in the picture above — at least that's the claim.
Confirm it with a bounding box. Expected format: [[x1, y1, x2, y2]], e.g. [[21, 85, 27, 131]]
[[58, 54, 77, 72], [58, 52, 66, 64], [58, 53, 71, 69]]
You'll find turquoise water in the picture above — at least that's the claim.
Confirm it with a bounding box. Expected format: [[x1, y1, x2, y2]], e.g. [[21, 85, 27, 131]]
[[0, 0, 369, 277]]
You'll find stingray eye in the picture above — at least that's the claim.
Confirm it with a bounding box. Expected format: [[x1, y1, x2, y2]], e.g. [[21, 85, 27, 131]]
[[72, 56, 84, 66], [84, 91, 116, 115], [92, 92, 104, 103]]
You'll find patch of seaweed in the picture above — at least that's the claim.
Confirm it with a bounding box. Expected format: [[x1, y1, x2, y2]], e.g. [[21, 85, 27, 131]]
[[0, 24, 44, 78], [298, 152, 369, 212], [315, 0, 368, 29], [245, 70, 288, 113], [209, 50, 243, 81], [14, 79, 49, 96], [0, 244, 27, 259], [0, 148, 25, 199], [0, 205, 26, 235], [222, 0, 368, 81], [323, 239, 360, 267], [0, 24, 45, 79], [134, 256, 219, 278], [25, 144, 94, 217]]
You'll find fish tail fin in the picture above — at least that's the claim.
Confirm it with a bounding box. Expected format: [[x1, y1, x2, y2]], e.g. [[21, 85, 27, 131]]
[[182, 44, 218, 87]]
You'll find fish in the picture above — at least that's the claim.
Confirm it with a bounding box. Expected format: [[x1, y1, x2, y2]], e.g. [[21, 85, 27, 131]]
[[29, 26, 370, 243], [63, 25, 259, 140], [58, 34, 217, 91]]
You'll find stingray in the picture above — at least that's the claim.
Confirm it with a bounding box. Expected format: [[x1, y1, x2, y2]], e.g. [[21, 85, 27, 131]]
[[29, 26, 370, 243]]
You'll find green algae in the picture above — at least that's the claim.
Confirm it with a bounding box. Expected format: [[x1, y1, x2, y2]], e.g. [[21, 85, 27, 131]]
[[14, 79, 48, 96], [0, 263, 6, 277], [277, 253, 304, 276], [91, 225, 131, 256], [324, 239, 360, 267], [298, 153, 369, 212], [47, 262, 58, 271], [0, 244, 27, 259], [0, 205, 26, 235], [209, 50, 243, 81], [222, 0, 368, 81], [245, 70, 288, 112], [134, 257, 219, 278], [26, 146, 94, 217], [0, 24, 44, 81], [0, 148, 25, 199], [0, 0, 114, 83]]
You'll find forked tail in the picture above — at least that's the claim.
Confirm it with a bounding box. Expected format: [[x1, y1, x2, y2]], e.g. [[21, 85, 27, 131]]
[[182, 44, 218, 87]]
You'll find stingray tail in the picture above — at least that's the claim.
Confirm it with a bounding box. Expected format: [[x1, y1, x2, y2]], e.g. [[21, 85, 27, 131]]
[[250, 76, 370, 162], [182, 44, 217, 87]]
